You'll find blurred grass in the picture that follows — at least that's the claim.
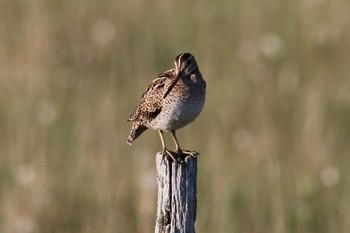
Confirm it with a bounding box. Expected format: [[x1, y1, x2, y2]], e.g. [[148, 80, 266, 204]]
[[1, 0, 350, 232]]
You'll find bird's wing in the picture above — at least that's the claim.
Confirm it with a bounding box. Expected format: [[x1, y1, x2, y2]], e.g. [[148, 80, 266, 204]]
[[127, 69, 174, 122]]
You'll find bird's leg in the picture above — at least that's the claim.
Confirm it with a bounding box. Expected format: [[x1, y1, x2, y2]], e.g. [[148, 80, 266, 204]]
[[170, 130, 199, 158], [170, 130, 181, 152], [158, 130, 176, 162]]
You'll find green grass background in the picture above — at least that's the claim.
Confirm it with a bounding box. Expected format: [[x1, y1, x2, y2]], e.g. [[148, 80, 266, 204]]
[[1, 0, 350, 232]]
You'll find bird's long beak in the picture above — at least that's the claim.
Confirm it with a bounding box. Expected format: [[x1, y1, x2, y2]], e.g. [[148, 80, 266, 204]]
[[163, 70, 182, 98]]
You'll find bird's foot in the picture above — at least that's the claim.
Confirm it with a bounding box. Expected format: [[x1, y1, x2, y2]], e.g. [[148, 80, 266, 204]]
[[175, 149, 199, 161], [161, 148, 177, 163], [162, 149, 199, 163]]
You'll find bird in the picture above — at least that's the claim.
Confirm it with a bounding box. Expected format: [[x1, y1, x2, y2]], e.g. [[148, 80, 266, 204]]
[[127, 53, 206, 161]]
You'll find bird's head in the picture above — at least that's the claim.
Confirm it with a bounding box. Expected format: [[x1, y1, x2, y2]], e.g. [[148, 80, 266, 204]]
[[164, 53, 198, 98], [174, 53, 198, 76]]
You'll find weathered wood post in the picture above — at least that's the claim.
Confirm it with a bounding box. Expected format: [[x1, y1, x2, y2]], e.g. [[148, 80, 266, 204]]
[[155, 152, 197, 233]]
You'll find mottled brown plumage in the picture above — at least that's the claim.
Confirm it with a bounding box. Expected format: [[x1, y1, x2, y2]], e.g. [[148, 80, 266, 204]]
[[127, 53, 206, 159]]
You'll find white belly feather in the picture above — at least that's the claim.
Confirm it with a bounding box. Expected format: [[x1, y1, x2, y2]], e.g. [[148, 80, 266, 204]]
[[150, 95, 205, 131]]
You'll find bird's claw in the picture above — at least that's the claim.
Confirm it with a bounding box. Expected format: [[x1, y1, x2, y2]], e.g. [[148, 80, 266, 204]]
[[162, 149, 199, 163], [175, 149, 199, 162]]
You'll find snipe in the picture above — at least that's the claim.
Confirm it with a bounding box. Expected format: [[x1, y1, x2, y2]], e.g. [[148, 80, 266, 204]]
[[127, 53, 206, 161]]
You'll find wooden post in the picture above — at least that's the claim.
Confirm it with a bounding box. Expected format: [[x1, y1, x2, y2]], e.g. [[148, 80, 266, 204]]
[[155, 152, 197, 233]]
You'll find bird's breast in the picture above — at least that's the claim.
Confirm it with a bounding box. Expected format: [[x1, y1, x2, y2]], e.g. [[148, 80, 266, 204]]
[[151, 88, 205, 131]]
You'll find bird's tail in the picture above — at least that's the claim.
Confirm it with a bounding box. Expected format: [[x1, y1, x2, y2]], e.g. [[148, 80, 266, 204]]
[[127, 122, 148, 145]]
